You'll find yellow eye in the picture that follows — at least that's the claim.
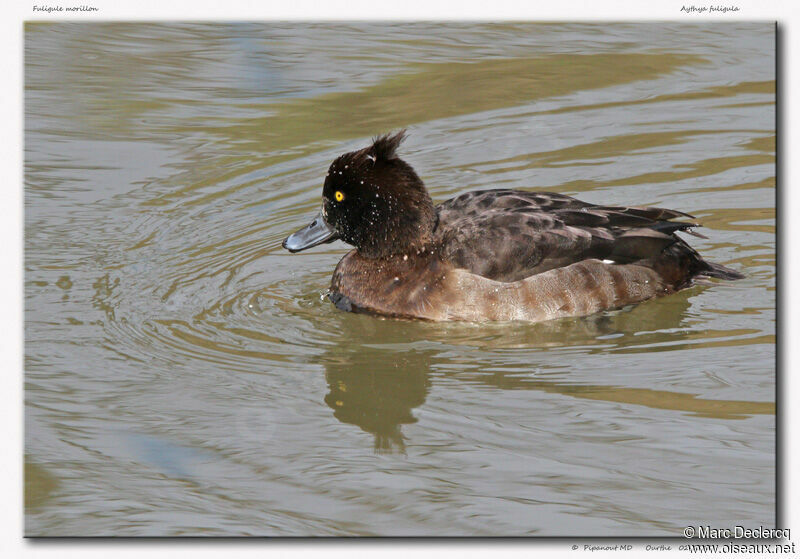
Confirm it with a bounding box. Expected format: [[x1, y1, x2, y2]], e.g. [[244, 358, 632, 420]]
[[335, 191, 344, 202]]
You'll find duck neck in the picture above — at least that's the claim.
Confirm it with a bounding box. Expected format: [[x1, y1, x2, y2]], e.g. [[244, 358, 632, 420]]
[[356, 192, 437, 259]]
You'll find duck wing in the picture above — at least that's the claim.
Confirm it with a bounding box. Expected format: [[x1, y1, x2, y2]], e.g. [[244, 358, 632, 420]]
[[435, 190, 700, 282]]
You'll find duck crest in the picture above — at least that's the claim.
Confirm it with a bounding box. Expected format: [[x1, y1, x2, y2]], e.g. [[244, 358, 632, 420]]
[[369, 129, 406, 162]]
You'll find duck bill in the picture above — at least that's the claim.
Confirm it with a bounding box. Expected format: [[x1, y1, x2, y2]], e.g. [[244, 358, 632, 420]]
[[282, 212, 339, 253]]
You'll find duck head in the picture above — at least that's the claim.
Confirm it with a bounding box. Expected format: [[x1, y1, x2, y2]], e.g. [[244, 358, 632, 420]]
[[282, 130, 437, 259]]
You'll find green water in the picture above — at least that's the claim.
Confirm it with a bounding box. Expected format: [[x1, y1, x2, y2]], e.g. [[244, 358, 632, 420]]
[[25, 22, 775, 536]]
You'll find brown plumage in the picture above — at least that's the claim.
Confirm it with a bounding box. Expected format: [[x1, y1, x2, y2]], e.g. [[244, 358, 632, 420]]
[[284, 131, 744, 322]]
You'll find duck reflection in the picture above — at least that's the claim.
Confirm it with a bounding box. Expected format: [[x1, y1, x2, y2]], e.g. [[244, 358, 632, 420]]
[[323, 344, 431, 453], [317, 288, 772, 453]]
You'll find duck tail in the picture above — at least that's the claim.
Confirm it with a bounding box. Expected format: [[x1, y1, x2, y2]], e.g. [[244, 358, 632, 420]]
[[667, 233, 745, 281], [657, 240, 745, 287], [698, 260, 746, 281]]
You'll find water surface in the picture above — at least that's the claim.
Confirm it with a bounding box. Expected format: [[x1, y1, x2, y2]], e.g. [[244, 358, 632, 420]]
[[25, 22, 775, 536]]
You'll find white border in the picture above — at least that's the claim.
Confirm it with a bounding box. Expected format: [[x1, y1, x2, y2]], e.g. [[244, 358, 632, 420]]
[[19, 0, 786, 21], [4, 1, 794, 558]]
